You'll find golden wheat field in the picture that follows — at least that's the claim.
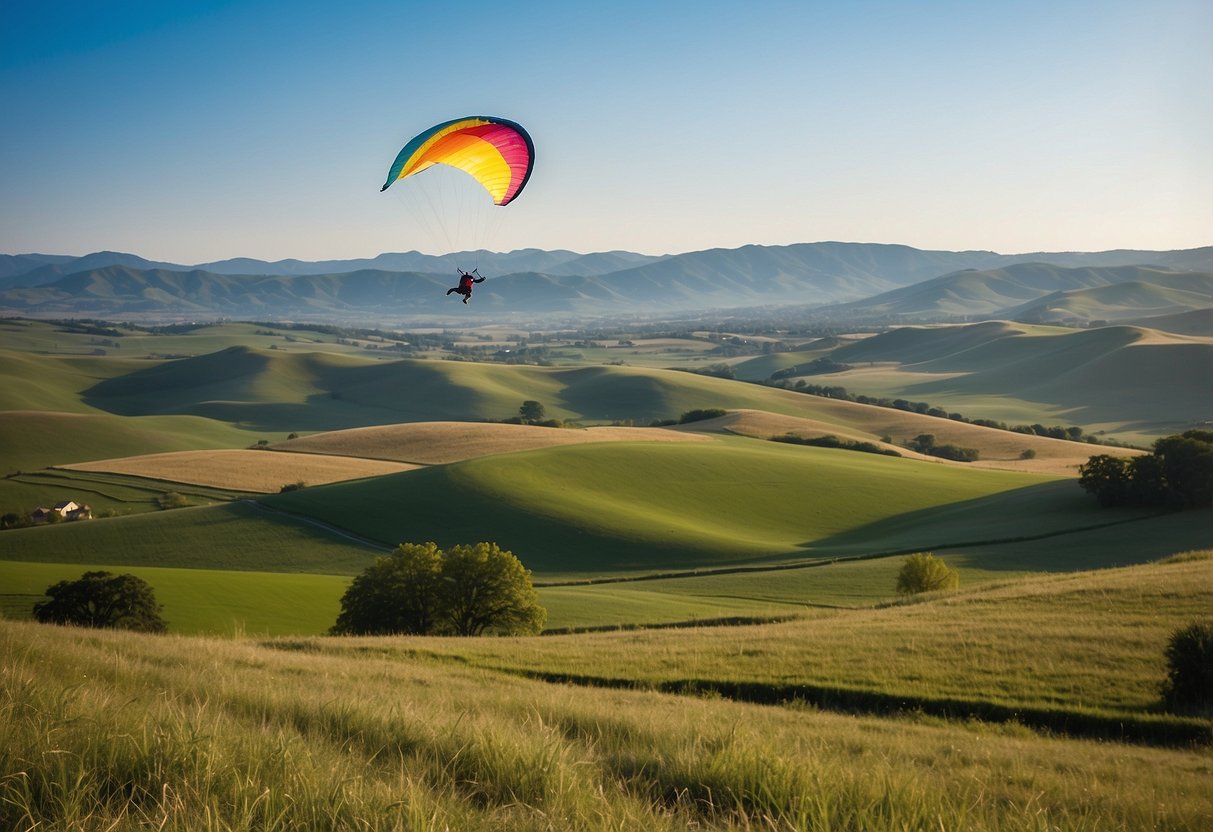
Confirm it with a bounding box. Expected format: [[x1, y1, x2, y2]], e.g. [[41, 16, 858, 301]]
[[271, 420, 712, 464], [61, 449, 419, 493]]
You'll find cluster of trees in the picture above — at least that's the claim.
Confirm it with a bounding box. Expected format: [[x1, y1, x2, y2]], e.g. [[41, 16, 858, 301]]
[[1078, 431, 1213, 508], [332, 542, 546, 636], [649, 408, 729, 427], [499, 400, 563, 427], [905, 433, 980, 462], [771, 433, 900, 457], [33, 570, 167, 632], [25, 541, 545, 640]]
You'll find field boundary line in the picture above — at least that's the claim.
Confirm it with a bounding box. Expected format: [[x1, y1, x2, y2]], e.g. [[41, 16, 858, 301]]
[[533, 509, 1178, 588], [240, 501, 392, 552]]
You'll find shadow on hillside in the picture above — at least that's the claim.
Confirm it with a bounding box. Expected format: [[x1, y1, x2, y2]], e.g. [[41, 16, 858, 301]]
[[899, 341, 1213, 428], [802, 479, 1165, 569], [80, 349, 492, 432], [552, 369, 682, 423]]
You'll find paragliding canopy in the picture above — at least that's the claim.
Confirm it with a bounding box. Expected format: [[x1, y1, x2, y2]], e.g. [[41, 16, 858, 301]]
[[381, 116, 535, 206]]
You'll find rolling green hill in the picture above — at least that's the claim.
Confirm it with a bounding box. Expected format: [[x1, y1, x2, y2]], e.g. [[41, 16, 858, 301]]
[[7, 316, 1196, 445], [1125, 306, 1213, 335], [2, 437, 1089, 580], [827, 322, 1212, 437], [0, 410, 261, 473], [79, 346, 848, 429], [3, 505, 1205, 635], [1002, 276, 1213, 324], [263, 437, 1087, 576]]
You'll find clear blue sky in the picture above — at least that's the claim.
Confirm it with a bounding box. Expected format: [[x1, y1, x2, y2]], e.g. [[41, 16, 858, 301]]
[[2, 0, 1210, 262]]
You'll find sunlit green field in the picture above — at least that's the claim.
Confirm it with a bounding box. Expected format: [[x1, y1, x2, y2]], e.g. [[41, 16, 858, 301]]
[[265, 437, 1086, 575], [6, 504, 1207, 636], [3, 554, 1210, 832]]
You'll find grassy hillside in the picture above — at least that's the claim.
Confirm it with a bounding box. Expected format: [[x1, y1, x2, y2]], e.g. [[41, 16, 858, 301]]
[[826, 322, 1212, 440], [0, 410, 262, 473], [262, 437, 1098, 576], [8, 435, 1091, 579], [1004, 276, 1213, 323], [10, 316, 1196, 444], [0, 317, 365, 357], [825, 262, 1211, 319], [4, 556, 1210, 831], [69, 337, 1167, 450], [0, 348, 156, 412], [1126, 306, 1213, 335], [342, 553, 1213, 740], [0, 500, 383, 574]]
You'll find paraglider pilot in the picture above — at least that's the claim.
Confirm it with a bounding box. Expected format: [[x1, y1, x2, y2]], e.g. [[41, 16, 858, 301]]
[[446, 268, 485, 304]]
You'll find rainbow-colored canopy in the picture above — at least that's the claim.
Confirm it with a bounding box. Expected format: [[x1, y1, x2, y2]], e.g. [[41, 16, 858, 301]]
[[380, 116, 535, 206]]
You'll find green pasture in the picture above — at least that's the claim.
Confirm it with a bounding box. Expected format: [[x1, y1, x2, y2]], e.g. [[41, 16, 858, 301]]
[[0, 558, 812, 635], [0, 501, 383, 574], [265, 437, 1085, 576], [0, 560, 344, 635], [0, 348, 155, 412], [2, 503, 1205, 636]]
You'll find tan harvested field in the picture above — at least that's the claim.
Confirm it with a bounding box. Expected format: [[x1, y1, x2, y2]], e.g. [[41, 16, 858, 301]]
[[272, 420, 712, 464], [687, 408, 1141, 475], [62, 449, 419, 493]]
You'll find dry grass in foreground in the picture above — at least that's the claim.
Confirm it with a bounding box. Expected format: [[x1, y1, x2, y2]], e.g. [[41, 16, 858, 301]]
[[3, 612, 1211, 832], [272, 420, 711, 464], [61, 449, 418, 493]]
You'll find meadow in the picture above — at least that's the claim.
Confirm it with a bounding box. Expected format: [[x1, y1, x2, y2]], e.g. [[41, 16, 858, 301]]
[[3, 554, 1211, 832]]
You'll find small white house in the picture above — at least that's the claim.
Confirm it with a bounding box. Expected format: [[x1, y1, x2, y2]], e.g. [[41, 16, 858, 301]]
[[30, 500, 92, 523]]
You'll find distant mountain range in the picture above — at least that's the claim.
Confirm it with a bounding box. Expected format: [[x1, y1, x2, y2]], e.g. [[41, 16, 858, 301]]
[[1, 242, 1210, 322]]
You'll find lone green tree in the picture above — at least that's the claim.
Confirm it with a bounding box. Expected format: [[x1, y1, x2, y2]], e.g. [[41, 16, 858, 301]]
[[332, 541, 546, 637], [331, 542, 444, 635], [896, 553, 959, 595], [34, 571, 167, 632], [519, 400, 546, 423], [440, 542, 547, 636]]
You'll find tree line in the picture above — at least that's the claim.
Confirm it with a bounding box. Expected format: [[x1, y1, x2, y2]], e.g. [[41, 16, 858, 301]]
[[1078, 431, 1213, 508]]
